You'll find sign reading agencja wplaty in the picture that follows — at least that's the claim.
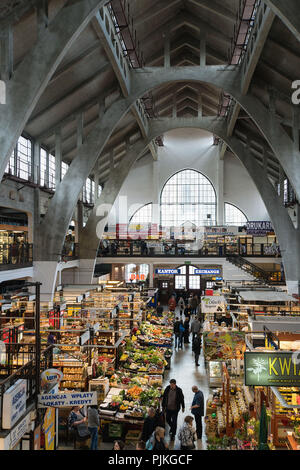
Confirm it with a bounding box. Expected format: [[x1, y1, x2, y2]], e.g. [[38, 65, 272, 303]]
[[244, 351, 300, 387]]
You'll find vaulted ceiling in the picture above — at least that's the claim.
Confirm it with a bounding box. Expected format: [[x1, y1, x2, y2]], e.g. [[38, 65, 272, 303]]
[[2, 0, 300, 186]]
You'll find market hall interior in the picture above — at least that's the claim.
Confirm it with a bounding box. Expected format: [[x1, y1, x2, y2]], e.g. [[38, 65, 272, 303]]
[[0, 0, 300, 453]]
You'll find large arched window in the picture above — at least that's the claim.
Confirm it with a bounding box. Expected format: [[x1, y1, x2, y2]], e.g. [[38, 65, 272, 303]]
[[161, 169, 217, 227], [129, 203, 152, 225], [224, 203, 248, 226], [175, 265, 201, 290]]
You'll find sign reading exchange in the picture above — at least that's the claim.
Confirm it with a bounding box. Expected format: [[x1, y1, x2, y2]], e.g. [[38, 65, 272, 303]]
[[194, 269, 221, 275], [244, 351, 300, 387]]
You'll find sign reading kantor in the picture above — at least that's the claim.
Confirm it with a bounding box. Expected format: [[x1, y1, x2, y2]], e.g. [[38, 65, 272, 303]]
[[244, 352, 300, 387]]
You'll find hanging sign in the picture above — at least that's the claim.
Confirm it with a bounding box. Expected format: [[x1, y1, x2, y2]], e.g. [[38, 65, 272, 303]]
[[244, 351, 300, 387], [155, 269, 180, 275], [195, 269, 221, 275], [2, 379, 27, 429], [38, 391, 97, 408], [41, 369, 63, 390], [201, 296, 226, 313]]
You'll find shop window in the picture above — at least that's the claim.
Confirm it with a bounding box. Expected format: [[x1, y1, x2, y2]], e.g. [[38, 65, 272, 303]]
[[189, 275, 201, 289], [125, 263, 149, 283], [161, 169, 216, 227], [224, 203, 248, 227], [162, 282, 168, 288]]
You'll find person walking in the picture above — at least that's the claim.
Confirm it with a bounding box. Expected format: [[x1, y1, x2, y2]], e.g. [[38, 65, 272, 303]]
[[87, 405, 100, 450], [178, 416, 197, 450], [173, 317, 181, 349], [177, 296, 185, 317], [190, 386, 205, 440], [162, 379, 185, 441], [168, 295, 176, 312], [183, 317, 190, 344], [192, 332, 202, 367], [190, 316, 201, 342], [191, 295, 198, 316], [141, 407, 158, 443]]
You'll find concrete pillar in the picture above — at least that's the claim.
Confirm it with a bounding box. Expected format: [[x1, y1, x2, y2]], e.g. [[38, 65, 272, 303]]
[[164, 32, 171, 68], [0, 25, 13, 81], [217, 150, 224, 225], [200, 33, 206, 66], [149, 263, 154, 288], [75, 201, 83, 243]]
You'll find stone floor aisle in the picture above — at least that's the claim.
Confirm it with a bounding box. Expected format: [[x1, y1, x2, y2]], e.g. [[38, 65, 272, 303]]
[[163, 328, 209, 450]]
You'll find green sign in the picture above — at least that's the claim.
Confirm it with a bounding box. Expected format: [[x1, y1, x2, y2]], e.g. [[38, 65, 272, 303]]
[[244, 351, 300, 387], [184, 261, 191, 265]]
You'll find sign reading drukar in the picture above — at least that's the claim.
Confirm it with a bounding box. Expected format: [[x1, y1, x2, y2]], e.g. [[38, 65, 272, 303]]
[[244, 352, 300, 387], [38, 391, 97, 408]]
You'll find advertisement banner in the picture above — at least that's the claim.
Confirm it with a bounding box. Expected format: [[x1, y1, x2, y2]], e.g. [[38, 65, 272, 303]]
[[41, 369, 63, 392], [9, 412, 31, 450], [201, 296, 226, 313], [44, 407, 55, 450], [2, 379, 27, 429], [244, 351, 300, 387], [38, 391, 97, 408]]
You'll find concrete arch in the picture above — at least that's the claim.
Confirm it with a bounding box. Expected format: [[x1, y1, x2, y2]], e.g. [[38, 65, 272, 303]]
[[77, 117, 299, 293], [37, 66, 300, 265], [0, 0, 107, 180]]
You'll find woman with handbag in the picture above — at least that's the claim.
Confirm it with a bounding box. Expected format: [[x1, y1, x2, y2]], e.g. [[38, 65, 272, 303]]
[[68, 406, 90, 448], [178, 416, 197, 450]]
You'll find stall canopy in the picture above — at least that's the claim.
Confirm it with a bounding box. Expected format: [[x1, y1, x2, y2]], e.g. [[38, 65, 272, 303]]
[[238, 291, 297, 303]]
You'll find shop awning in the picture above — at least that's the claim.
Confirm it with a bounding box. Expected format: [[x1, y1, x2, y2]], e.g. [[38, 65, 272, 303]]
[[239, 291, 297, 303]]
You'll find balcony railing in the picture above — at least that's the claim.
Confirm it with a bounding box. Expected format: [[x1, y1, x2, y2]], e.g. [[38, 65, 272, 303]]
[[0, 243, 33, 269], [98, 240, 281, 258]]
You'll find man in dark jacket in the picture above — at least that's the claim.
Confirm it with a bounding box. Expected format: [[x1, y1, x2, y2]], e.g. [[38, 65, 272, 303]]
[[162, 379, 185, 440], [192, 333, 202, 366], [173, 317, 181, 349], [141, 407, 158, 443], [190, 386, 204, 439]]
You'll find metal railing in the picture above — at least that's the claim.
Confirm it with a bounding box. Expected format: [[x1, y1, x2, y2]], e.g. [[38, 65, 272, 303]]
[[98, 240, 281, 258], [226, 254, 284, 284], [0, 243, 33, 267]]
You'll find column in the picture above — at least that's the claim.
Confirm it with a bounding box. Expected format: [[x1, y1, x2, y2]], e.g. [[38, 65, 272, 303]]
[[149, 263, 154, 288], [200, 33, 206, 66], [217, 148, 225, 225]]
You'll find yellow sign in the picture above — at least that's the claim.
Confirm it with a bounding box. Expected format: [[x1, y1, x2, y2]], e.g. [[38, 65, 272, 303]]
[[44, 407, 55, 450]]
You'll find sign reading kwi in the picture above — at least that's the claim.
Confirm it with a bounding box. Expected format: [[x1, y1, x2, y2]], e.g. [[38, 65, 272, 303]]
[[244, 352, 300, 387]]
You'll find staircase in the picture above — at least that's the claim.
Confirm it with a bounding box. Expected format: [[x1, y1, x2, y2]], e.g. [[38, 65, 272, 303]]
[[225, 255, 269, 284]]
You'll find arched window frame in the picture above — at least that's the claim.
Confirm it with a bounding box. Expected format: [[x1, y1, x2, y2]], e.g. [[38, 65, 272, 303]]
[[224, 202, 248, 227], [129, 203, 152, 225], [160, 169, 217, 228]]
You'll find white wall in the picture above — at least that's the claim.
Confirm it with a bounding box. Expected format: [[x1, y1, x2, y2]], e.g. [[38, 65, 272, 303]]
[[224, 151, 270, 221], [108, 128, 270, 225]]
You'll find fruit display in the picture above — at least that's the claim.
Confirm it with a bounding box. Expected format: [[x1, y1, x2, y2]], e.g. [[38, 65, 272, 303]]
[[137, 322, 173, 347], [203, 330, 246, 361]]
